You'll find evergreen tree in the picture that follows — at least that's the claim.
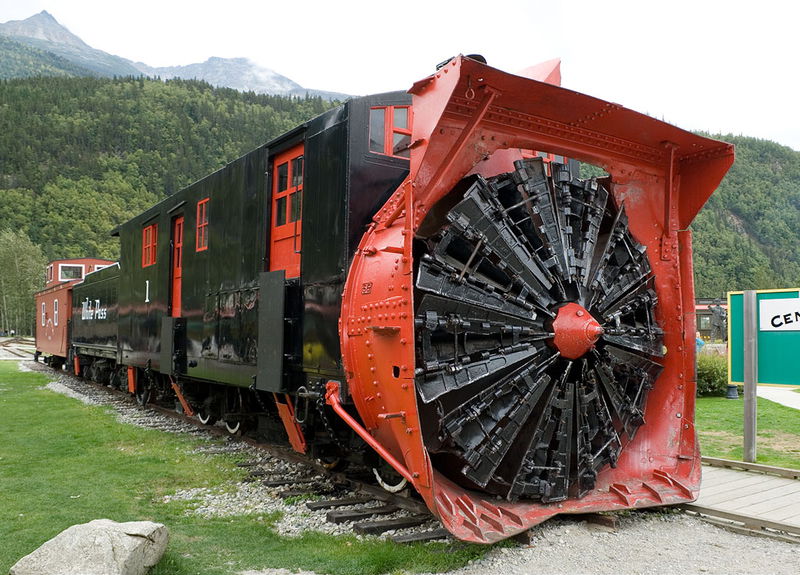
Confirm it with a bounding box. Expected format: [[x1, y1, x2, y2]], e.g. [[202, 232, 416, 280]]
[[0, 229, 46, 335]]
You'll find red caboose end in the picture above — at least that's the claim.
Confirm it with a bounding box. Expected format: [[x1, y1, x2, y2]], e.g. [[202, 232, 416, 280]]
[[34, 258, 114, 368]]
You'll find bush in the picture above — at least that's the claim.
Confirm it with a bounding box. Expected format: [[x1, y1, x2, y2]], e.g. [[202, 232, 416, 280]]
[[696, 354, 729, 396]]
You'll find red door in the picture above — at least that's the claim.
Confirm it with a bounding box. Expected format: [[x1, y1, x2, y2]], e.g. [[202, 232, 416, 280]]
[[269, 144, 304, 278], [171, 216, 184, 317]]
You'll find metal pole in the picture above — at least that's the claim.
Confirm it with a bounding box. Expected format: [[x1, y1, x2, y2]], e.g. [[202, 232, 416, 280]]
[[742, 290, 758, 463]]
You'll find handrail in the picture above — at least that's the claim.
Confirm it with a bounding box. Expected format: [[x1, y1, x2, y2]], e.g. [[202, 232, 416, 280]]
[[325, 380, 414, 483]]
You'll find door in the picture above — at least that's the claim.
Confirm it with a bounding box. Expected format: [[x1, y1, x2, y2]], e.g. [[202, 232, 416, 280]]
[[171, 216, 184, 317], [269, 144, 304, 278]]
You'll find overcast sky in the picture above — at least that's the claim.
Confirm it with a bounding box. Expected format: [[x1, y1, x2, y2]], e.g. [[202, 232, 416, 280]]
[[2, 0, 798, 150]]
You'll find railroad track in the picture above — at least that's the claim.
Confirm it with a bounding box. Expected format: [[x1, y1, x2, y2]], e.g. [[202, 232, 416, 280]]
[[35, 363, 622, 543], [31, 361, 800, 545], [0, 337, 35, 358], [240, 468, 448, 543], [153, 403, 449, 542], [32, 362, 447, 543], [681, 457, 800, 544]]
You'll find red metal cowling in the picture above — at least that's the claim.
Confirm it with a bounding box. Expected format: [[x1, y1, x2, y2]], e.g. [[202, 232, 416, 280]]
[[336, 56, 734, 542]]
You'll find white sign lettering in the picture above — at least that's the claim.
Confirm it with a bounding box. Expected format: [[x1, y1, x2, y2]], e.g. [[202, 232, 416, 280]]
[[81, 298, 108, 320], [759, 294, 800, 331]]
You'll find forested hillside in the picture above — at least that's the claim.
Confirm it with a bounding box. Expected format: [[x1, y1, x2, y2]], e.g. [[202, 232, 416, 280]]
[[0, 75, 335, 261], [1, 74, 800, 335], [691, 135, 800, 298]]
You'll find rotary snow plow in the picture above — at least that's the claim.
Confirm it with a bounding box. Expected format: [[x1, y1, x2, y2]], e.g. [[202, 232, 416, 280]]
[[333, 55, 734, 542]]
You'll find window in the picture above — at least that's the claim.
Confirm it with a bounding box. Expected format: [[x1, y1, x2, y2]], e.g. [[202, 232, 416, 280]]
[[196, 198, 209, 251], [291, 156, 303, 188], [46, 265, 54, 283], [41, 302, 46, 327], [290, 189, 302, 222], [369, 108, 385, 153], [142, 223, 158, 267], [54, 299, 59, 326], [289, 156, 303, 223], [277, 162, 288, 193], [59, 264, 83, 281], [273, 156, 303, 228], [369, 106, 412, 158], [276, 194, 288, 226]]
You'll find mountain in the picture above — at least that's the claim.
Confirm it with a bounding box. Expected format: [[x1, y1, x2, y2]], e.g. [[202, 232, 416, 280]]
[[0, 9, 85, 47], [0, 11, 142, 77], [135, 57, 303, 94], [0, 34, 95, 78], [133, 57, 348, 100], [0, 11, 347, 100]]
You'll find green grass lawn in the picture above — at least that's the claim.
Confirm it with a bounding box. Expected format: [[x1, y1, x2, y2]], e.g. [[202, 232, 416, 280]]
[[0, 361, 488, 575], [696, 396, 800, 469], [9, 358, 795, 574]]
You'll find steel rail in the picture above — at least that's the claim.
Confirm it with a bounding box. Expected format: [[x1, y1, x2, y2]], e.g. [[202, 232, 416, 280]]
[[39, 364, 436, 529]]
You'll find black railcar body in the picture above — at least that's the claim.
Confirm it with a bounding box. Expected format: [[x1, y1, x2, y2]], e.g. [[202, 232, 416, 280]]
[[70, 264, 120, 382], [71, 264, 120, 357], [113, 92, 409, 391]]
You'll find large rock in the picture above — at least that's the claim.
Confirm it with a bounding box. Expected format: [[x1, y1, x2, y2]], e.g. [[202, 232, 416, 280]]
[[10, 519, 169, 575]]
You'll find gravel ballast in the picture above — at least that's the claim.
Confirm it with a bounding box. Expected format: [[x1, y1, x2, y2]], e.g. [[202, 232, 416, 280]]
[[28, 360, 800, 574], [30, 362, 439, 541]]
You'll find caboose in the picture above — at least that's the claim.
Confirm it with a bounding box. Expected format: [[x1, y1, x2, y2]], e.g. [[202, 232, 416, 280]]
[[34, 258, 114, 368], [40, 56, 734, 542]]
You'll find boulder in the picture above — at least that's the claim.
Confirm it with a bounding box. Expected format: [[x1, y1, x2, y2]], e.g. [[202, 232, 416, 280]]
[[10, 519, 169, 575]]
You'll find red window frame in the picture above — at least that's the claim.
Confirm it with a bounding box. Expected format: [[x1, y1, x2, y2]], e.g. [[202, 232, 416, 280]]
[[196, 198, 209, 252], [369, 106, 412, 158], [142, 223, 158, 267]]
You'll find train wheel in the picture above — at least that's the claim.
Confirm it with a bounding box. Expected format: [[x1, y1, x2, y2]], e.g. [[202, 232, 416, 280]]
[[109, 368, 121, 390], [372, 466, 408, 493], [115, 367, 128, 391], [223, 389, 243, 434], [317, 455, 347, 472], [197, 410, 217, 426], [135, 381, 150, 406]]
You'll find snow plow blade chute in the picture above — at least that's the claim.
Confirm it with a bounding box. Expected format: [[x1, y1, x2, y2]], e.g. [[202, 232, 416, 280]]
[[337, 55, 734, 543]]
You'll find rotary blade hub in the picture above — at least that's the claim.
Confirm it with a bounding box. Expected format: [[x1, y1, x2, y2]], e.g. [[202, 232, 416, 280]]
[[551, 302, 604, 359]]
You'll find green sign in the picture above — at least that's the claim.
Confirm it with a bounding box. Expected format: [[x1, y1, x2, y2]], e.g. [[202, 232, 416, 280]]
[[728, 289, 800, 386]]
